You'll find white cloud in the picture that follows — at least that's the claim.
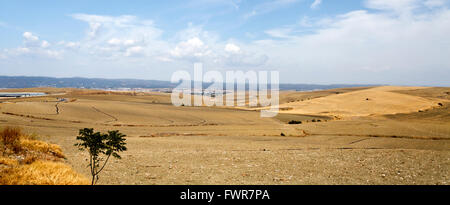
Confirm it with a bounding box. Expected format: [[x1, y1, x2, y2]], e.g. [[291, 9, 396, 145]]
[[244, 0, 300, 19], [57, 41, 80, 49], [70, 14, 166, 59], [222, 51, 268, 67], [41, 40, 50, 48], [224, 43, 241, 53], [170, 37, 211, 58], [108, 38, 136, 46], [173, 24, 219, 42], [424, 0, 447, 8], [0, 32, 62, 59], [310, 0, 322, 9], [71, 14, 154, 39], [107, 38, 121, 45], [3, 14, 269, 71], [186, 0, 242, 10], [22, 32, 52, 49], [221, 42, 268, 67], [3, 4, 450, 85], [167, 25, 268, 67], [16, 47, 31, 54], [23, 32, 39, 41], [257, 3, 450, 84], [22, 32, 42, 48], [244, 10, 258, 19], [167, 24, 223, 62], [265, 27, 294, 38], [155, 56, 173, 62], [365, 0, 421, 13], [125, 46, 144, 57], [123, 39, 136, 46], [66, 42, 80, 48]]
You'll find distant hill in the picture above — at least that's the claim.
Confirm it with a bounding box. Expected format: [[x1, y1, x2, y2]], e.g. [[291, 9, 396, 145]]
[[0, 76, 378, 91], [0, 76, 176, 89], [278, 83, 378, 91]]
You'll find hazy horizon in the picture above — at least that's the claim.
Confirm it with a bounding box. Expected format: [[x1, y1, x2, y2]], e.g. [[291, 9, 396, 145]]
[[1, 74, 447, 88]]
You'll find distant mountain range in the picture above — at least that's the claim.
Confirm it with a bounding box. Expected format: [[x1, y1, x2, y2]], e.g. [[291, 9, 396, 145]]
[[0, 76, 378, 91], [0, 76, 176, 89]]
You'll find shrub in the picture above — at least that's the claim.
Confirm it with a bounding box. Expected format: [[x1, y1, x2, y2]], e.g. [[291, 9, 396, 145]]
[[1, 126, 22, 145], [288, 120, 302, 124], [74, 128, 127, 185], [0, 126, 23, 153]]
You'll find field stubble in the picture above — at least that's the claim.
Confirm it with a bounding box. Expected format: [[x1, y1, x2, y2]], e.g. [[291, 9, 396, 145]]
[[0, 86, 449, 184]]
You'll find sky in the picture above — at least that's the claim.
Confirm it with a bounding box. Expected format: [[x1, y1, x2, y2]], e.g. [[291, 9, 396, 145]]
[[0, 0, 449, 86]]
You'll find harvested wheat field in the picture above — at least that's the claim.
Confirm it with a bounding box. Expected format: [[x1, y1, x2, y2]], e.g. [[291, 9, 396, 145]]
[[0, 86, 449, 185]]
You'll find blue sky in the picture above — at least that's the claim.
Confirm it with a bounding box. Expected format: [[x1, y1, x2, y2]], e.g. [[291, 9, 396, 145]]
[[1, 0, 450, 86]]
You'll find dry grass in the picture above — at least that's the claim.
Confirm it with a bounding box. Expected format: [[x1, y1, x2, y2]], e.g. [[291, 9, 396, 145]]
[[0, 160, 89, 185], [19, 139, 65, 159], [0, 126, 63, 158], [0, 156, 18, 166], [0, 126, 22, 153], [0, 126, 88, 185]]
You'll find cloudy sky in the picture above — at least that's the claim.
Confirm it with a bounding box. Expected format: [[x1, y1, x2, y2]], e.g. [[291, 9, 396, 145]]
[[0, 0, 449, 86]]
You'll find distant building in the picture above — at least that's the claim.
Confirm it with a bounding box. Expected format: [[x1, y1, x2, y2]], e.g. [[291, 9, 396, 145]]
[[0, 92, 46, 98], [57, 98, 68, 102]]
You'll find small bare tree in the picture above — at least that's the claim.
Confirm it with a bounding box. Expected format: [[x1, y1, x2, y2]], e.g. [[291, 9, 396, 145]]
[[74, 128, 127, 185]]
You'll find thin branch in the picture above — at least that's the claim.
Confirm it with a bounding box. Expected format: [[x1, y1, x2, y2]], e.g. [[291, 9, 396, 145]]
[[96, 153, 111, 175], [89, 154, 95, 185]]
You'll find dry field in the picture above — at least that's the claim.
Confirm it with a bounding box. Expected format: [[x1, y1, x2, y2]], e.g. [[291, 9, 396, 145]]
[[0, 86, 449, 184]]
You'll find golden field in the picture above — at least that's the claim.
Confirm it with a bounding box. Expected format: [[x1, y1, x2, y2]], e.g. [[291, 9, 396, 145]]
[[0, 86, 449, 185]]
